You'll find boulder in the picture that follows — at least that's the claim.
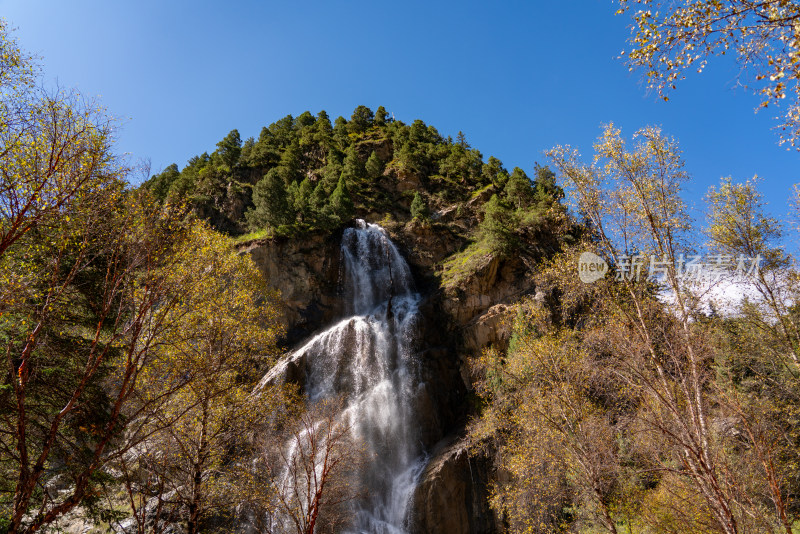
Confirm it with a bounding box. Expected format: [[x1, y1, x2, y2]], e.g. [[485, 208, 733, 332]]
[[409, 437, 497, 534], [462, 304, 514, 356]]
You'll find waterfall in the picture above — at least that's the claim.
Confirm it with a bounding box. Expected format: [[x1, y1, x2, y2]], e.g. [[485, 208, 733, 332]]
[[274, 220, 426, 533]]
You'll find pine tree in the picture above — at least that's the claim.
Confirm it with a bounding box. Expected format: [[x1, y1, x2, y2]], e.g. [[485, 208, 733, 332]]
[[321, 160, 343, 192], [504, 167, 534, 209], [341, 146, 366, 183], [279, 141, 303, 184], [246, 168, 293, 230], [295, 110, 316, 129], [215, 129, 242, 171], [374, 106, 389, 126], [396, 142, 421, 176], [333, 116, 349, 148], [311, 181, 329, 218], [482, 156, 508, 188], [480, 194, 516, 256], [365, 151, 384, 179], [145, 163, 180, 202], [326, 147, 344, 166], [410, 192, 429, 220], [295, 178, 315, 222], [532, 164, 564, 204], [456, 131, 470, 148], [328, 175, 355, 223], [348, 105, 374, 134], [287, 180, 300, 211]]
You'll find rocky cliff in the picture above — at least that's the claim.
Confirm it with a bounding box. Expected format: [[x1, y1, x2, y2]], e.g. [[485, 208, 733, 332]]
[[240, 213, 539, 533]]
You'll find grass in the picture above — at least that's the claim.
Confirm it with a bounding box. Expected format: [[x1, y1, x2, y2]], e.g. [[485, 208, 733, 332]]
[[232, 227, 274, 244], [438, 239, 494, 290], [470, 182, 495, 199]]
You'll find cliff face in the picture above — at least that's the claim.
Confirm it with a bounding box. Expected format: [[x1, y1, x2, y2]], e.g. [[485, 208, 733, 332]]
[[240, 229, 343, 347], [242, 217, 536, 533]]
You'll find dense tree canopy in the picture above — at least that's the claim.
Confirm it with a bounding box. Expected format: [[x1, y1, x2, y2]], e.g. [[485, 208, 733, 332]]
[[143, 104, 546, 239]]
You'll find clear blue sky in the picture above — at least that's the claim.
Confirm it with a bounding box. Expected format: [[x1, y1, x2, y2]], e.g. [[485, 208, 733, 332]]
[[1, 0, 797, 231]]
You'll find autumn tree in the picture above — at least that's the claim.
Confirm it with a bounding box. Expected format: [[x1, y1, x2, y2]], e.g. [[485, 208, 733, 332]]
[[0, 184, 200, 532], [114, 225, 285, 534], [617, 0, 800, 147], [706, 177, 799, 369], [547, 123, 794, 533], [705, 177, 800, 531], [0, 23, 288, 533], [470, 306, 634, 533], [0, 22, 203, 532], [0, 19, 116, 261]]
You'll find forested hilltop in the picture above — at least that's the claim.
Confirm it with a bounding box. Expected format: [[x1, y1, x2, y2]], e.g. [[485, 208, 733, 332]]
[[142, 105, 568, 253]]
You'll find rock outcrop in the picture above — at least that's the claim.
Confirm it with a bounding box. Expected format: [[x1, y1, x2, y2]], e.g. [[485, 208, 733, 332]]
[[409, 437, 498, 534], [242, 216, 536, 533], [240, 230, 342, 346]]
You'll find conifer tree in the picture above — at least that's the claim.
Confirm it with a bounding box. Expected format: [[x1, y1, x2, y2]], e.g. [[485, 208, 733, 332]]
[[287, 179, 300, 211], [374, 106, 389, 126], [482, 156, 508, 188], [365, 151, 384, 179], [215, 129, 242, 171], [348, 105, 374, 134], [328, 175, 355, 223], [504, 167, 534, 209], [480, 194, 516, 255], [295, 110, 316, 129], [278, 141, 303, 184], [295, 178, 315, 222], [341, 146, 366, 183], [246, 168, 293, 229], [321, 160, 343, 193], [532, 164, 564, 204], [311, 181, 329, 218], [396, 142, 421, 176], [410, 192, 429, 221], [145, 164, 181, 202], [314, 110, 333, 148], [333, 116, 349, 148]]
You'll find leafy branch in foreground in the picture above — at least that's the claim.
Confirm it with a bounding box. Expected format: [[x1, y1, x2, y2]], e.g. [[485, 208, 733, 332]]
[[617, 0, 800, 147]]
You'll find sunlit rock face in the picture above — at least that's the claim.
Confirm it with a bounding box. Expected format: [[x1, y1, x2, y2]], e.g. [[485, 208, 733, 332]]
[[249, 216, 533, 533], [267, 221, 429, 533]]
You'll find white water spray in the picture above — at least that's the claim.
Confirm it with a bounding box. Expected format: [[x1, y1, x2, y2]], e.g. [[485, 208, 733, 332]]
[[275, 220, 426, 533]]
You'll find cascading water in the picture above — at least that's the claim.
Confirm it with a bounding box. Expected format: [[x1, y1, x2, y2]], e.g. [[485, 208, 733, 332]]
[[275, 220, 426, 533]]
